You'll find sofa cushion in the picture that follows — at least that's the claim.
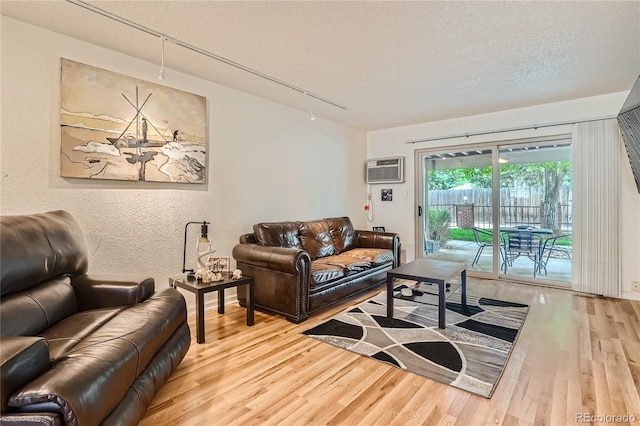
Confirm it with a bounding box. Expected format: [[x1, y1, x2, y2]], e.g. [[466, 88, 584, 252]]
[[253, 222, 301, 249], [347, 248, 395, 266], [310, 263, 344, 288], [40, 307, 126, 362], [326, 217, 356, 253], [68, 288, 187, 376], [0, 277, 78, 337], [314, 253, 371, 274], [298, 220, 337, 260]]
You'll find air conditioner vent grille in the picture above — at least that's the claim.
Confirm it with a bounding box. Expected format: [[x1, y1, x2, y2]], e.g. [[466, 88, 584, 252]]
[[366, 157, 404, 184]]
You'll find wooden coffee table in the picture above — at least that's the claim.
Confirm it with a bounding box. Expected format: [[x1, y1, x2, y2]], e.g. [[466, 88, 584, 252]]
[[169, 274, 254, 343], [386, 259, 467, 329]]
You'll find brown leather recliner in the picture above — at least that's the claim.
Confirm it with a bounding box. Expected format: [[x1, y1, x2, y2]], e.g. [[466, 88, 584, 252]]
[[0, 210, 191, 426], [232, 217, 400, 323]]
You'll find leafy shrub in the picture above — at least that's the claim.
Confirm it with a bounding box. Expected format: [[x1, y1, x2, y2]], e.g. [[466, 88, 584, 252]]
[[428, 208, 451, 244]]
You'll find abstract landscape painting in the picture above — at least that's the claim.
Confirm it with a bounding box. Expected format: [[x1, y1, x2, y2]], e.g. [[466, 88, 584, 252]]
[[60, 59, 207, 183]]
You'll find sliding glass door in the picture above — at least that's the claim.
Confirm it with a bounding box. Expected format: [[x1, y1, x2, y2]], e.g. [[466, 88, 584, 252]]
[[418, 147, 498, 275], [498, 139, 572, 283], [416, 136, 572, 285]]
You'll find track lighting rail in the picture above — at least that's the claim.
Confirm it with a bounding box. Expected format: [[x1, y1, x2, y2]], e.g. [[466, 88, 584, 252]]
[[66, 0, 348, 111]]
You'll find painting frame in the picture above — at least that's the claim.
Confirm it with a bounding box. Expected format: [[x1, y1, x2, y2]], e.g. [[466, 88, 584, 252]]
[[208, 256, 231, 274], [60, 58, 207, 183]]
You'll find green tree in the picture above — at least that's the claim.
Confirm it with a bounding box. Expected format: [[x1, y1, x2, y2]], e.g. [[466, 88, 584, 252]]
[[499, 164, 543, 187], [501, 161, 571, 233], [428, 160, 571, 234], [428, 167, 492, 189], [540, 161, 572, 233]]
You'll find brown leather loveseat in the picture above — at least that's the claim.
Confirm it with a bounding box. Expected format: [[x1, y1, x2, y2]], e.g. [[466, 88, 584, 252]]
[[232, 217, 400, 323], [0, 210, 191, 426]]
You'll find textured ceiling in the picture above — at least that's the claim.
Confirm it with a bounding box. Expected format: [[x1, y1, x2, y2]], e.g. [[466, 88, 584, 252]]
[[2, 0, 639, 130]]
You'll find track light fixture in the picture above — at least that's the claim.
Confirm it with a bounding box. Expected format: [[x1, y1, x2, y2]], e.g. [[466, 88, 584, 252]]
[[304, 92, 316, 121], [158, 36, 165, 80]]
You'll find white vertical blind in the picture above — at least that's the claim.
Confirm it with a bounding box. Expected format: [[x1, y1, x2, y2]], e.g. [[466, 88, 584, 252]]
[[572, 119, 622, 297]]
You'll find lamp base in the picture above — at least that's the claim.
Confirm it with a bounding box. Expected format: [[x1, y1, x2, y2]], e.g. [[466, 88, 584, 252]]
[[186, 272, 196, 281]]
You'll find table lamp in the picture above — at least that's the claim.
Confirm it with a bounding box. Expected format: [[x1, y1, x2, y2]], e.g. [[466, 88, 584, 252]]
[[182, 221, 209, 280]]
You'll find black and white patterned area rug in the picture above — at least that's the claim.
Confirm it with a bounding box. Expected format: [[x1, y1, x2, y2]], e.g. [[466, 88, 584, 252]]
[[302, 282, 529, 398]]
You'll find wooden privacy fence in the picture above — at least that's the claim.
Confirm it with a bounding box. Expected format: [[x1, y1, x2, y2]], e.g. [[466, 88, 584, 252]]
[[429, 187, 572, 231]]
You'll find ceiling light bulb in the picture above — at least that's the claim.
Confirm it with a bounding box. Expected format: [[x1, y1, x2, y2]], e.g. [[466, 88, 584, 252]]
[[304, 92, 316, 121]]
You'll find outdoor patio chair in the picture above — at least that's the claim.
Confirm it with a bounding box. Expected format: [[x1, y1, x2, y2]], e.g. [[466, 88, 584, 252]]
[[536, 233, 572, 277], [472, 227, 510, 273], [503, 231, 543, 274], [498, 232, 509, 273], [471, 227, 492, 267]]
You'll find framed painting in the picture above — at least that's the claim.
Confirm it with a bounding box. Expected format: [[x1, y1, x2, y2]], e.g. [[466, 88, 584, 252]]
[[60, 58, 207, 183]]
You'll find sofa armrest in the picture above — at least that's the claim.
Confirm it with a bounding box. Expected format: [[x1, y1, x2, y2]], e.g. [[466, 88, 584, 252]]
[[233, 243, 311, 323], [1, 337, 50, 413], [232, 244, 310, 275], [70, 274, 155, 310], [0, 412, 61, 425], [354, 230, 401, 267]]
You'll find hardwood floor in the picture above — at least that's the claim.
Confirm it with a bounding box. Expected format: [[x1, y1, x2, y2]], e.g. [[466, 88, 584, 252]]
[[139, 279, 640, 425]]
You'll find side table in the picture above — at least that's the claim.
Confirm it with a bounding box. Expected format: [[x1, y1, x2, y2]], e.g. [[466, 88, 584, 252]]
[[169, 274, 254, 344]]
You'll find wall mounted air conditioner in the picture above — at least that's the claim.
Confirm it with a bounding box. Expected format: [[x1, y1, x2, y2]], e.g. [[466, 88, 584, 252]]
[[366, 157, 404, 184]]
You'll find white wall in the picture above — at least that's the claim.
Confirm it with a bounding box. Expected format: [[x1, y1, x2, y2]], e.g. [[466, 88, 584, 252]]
[[367, 93, 640, 300], [0, 17, 368, 308]]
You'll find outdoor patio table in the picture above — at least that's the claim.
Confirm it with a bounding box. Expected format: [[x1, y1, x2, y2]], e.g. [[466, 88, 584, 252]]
[[500, 227, 553, 235]]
